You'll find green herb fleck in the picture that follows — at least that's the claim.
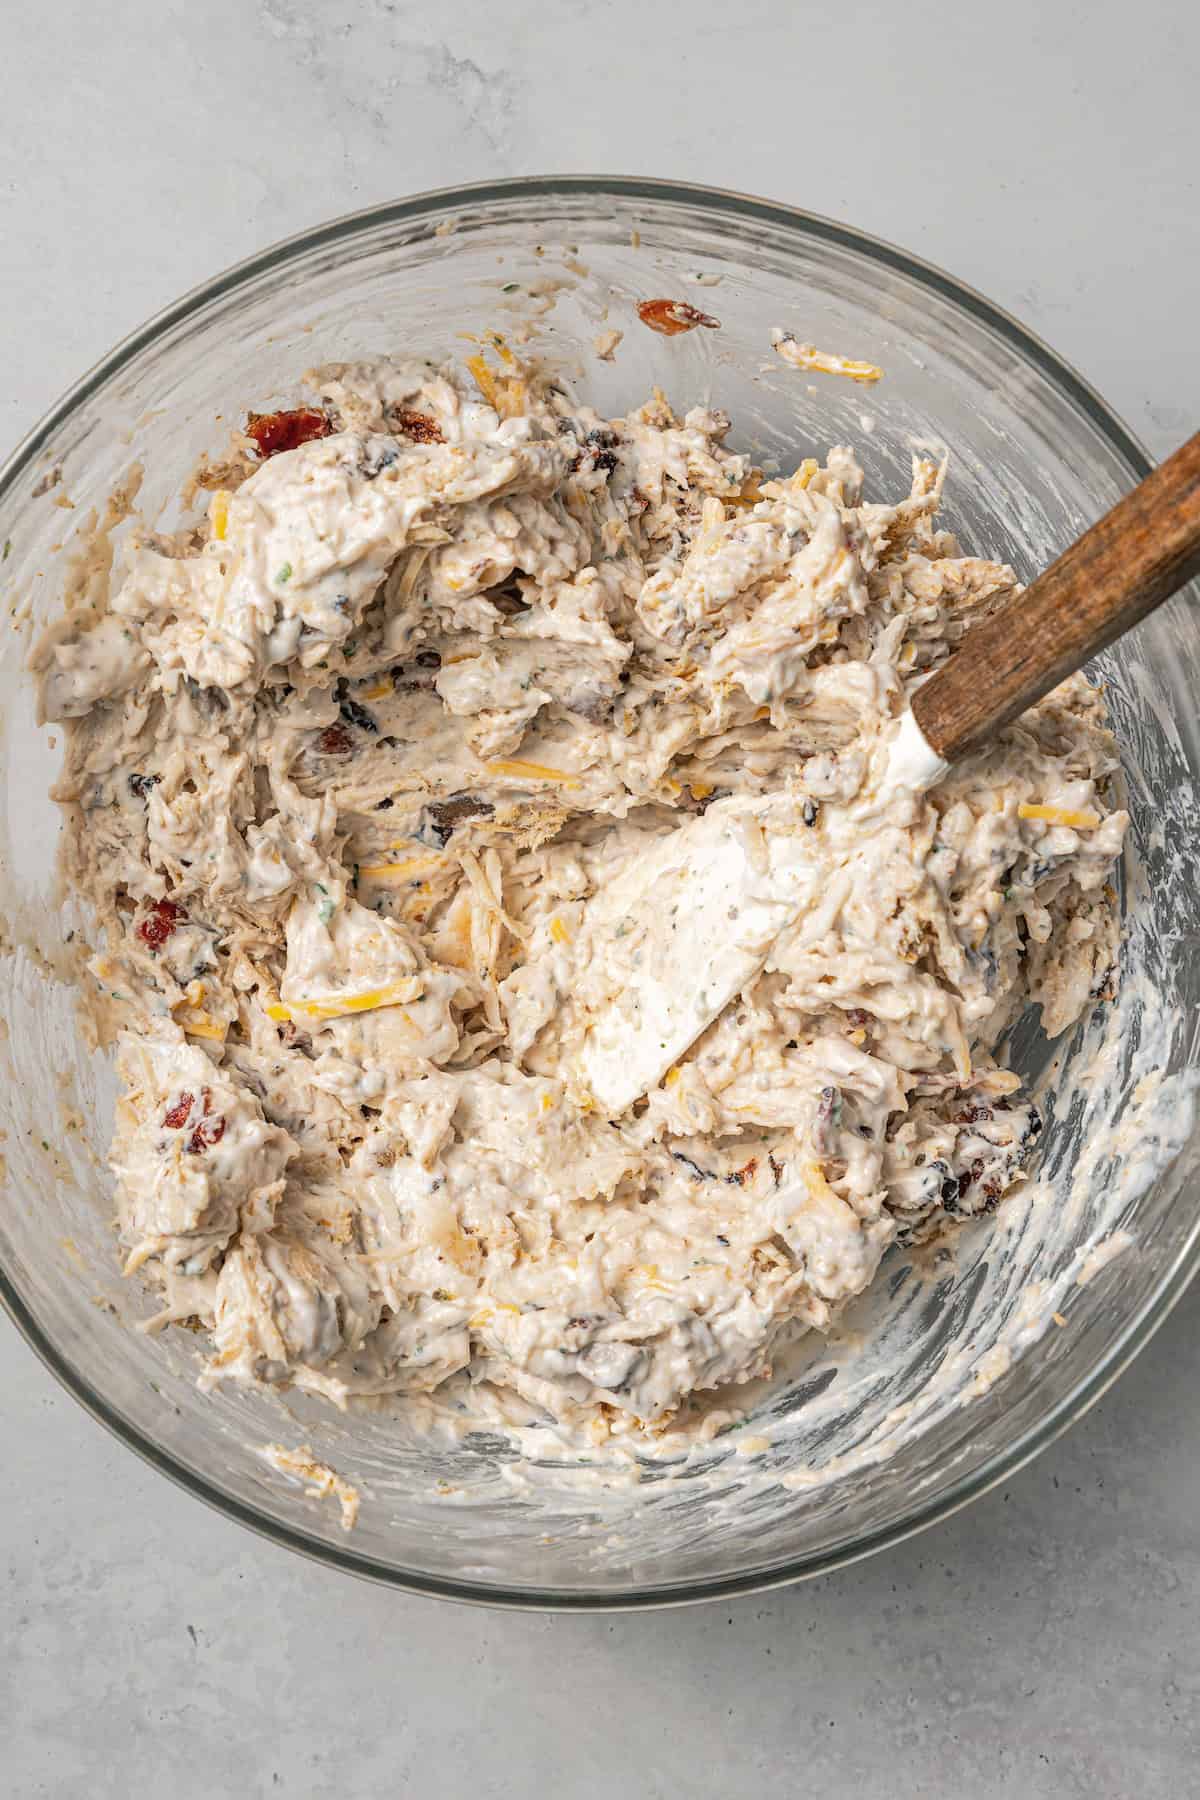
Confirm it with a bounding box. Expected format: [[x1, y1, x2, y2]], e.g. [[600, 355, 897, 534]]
[[2, 539, 11, 561], [317, 896, 335, 925], [276, 562, 293, 584], [502, 283, 520, 294]]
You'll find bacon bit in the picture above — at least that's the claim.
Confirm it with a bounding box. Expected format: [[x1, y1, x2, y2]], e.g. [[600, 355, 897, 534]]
[[768, 1153, 783, 1187], [162, 1092, 195, 1130], [316, 722, 354, 755], [245, 407, 333, 458], [391, 408, 444, 444], [185, 1088, 226, 1155], [846, 1007, 872, 1029], [727, 1157, 759, 1188], [135, 898, 186, 951], [188, 1114, 226, 1154], [637, 299, 721, 336]]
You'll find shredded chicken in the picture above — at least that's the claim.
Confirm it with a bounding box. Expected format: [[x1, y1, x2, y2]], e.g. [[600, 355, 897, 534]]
[[34, 349, 1127, 1438]]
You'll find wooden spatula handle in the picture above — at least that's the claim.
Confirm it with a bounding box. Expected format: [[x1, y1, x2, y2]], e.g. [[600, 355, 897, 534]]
[[911, 431, 1200, 764]]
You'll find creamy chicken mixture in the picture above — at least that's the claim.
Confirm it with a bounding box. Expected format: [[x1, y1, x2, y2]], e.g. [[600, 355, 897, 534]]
[[35, 349, 1127, 1440]]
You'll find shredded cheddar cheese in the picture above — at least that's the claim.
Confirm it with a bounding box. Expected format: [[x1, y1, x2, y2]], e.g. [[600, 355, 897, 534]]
[[177, 1011, 227, 1042], [267, 977, 423, 1023], [485, 759, 581, 787], [801, 1162, 841, 1204], [633, 1262, 671, 1293], [467, 352, 526, 420], [262, 1444, 360, 1532], [549, 916, 571, 945], [1017, 802, 1101, 830], [355, 853, 447, 884], [772, 334, 884, 384], [209, 490, 231, 542], [725, 475, 765, 510], [171, 986, 227, 1041]]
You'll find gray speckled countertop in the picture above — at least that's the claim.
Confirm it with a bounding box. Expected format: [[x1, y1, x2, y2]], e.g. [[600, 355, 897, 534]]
[[3, 3, 1199, 1794]]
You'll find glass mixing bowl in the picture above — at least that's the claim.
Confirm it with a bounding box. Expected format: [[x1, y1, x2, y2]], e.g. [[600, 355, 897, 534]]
[[2, 177, 1198, 1610]]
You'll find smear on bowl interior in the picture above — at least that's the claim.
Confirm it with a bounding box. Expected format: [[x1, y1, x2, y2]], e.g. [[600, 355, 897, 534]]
[[32, 338, 1127, 1449]]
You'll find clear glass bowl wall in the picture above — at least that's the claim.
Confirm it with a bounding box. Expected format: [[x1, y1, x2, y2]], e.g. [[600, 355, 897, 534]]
[[1, 179, 1197, 1608]]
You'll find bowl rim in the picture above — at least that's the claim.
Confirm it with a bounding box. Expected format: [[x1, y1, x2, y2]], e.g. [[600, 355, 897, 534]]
[[2, 172, 1190, 1613]]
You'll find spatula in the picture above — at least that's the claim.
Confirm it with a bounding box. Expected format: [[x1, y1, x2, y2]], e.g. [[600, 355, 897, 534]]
[[568, 430, 1200, 1118]]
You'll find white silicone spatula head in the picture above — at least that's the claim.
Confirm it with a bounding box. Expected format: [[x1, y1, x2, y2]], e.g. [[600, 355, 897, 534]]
[[564, 430, 1200, 1118]]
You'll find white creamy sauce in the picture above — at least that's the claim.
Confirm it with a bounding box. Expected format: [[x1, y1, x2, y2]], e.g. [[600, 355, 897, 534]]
[[35, 350, 1130, 1446]]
